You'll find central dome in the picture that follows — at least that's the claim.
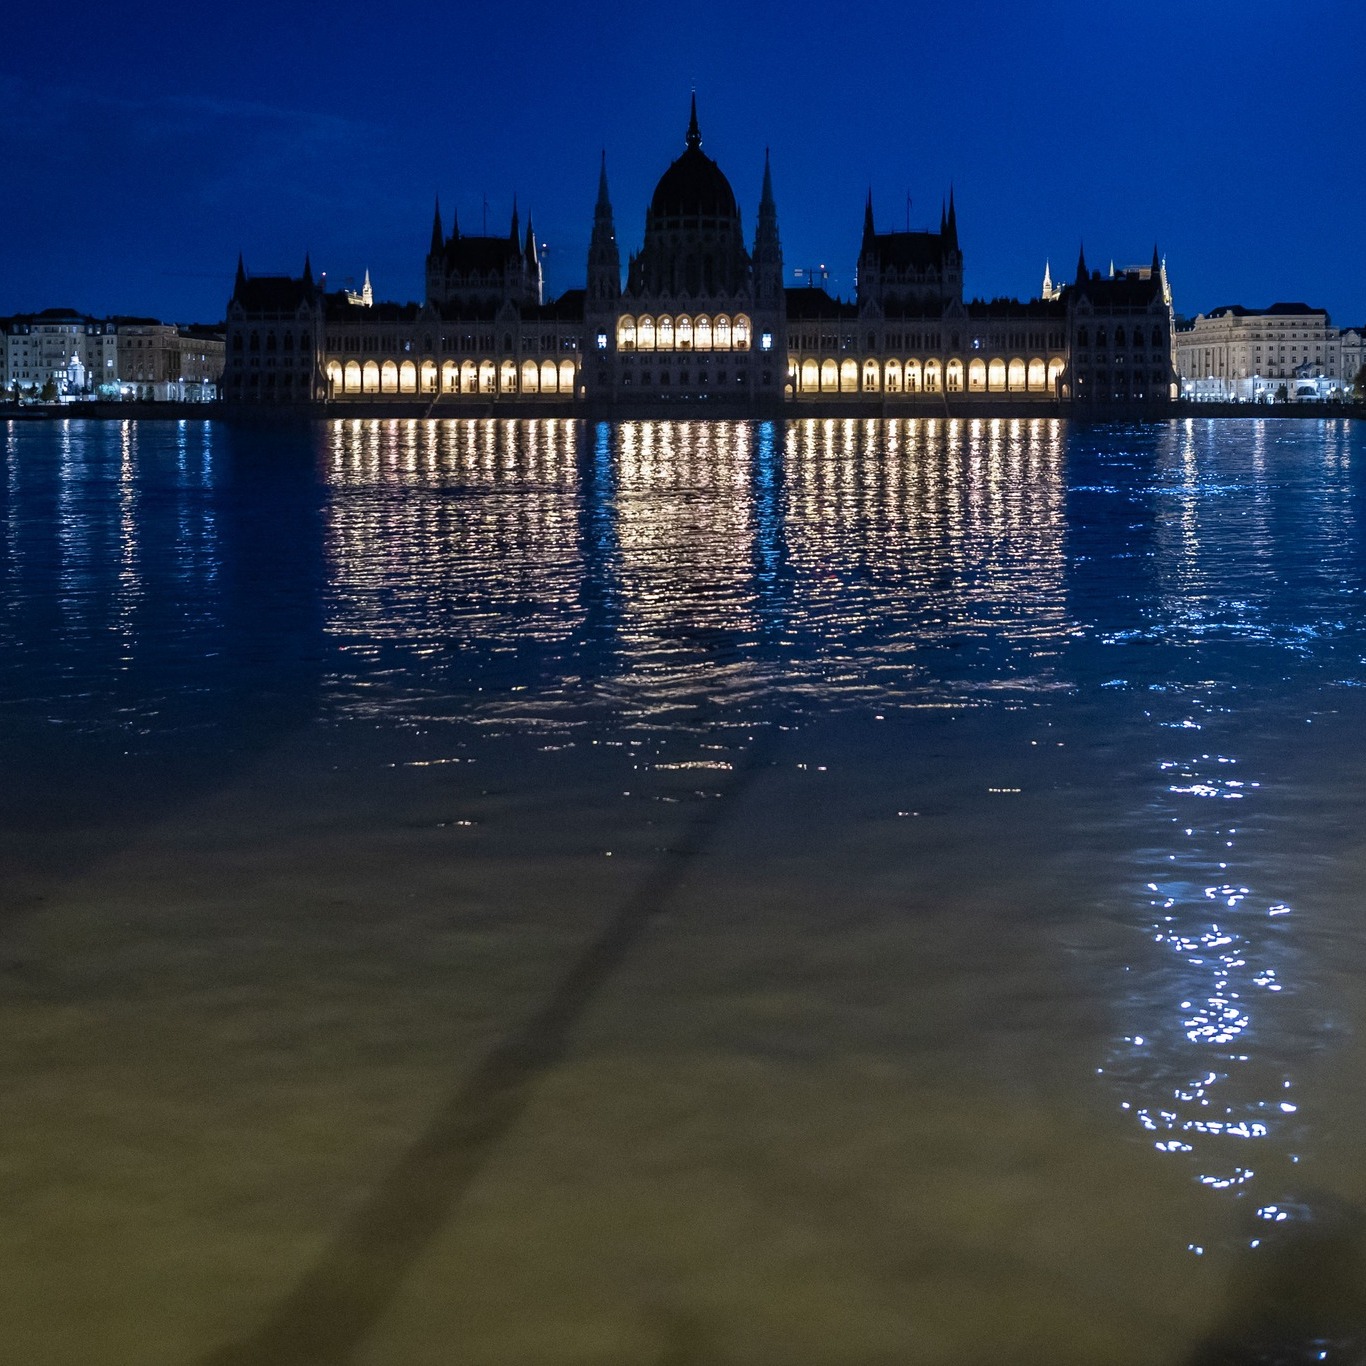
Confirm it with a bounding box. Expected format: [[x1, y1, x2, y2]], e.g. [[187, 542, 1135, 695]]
[[648, 96, 738, 221]]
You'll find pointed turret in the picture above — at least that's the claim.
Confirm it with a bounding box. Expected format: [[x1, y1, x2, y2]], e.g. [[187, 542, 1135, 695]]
[[1075, 243, 1088, 286], [753, 147, 783, 306], [1042, 260, 1053, 300], [234, 252, 246, 298], [524, 214, 538, 267], [586, 151, 620, 305], [945, 187, 958, 251], [430, 197, 443, 255], [361, 269, 373, 308], [302, 252, 313, 284], [597, 149, 611, 211], [686, 91, 701, 150], [862, 189, 875, 247], [1109, 258, 1116, 279], [1152, 242, 1161, 275]]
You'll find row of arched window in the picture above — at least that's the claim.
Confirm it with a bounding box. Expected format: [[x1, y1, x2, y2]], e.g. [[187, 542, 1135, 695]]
[[233, 331, 313, 353], [325, 357, 580, 396], [792, 356, 1067, 394], [1076, 325, 1165, 350], [616, 314, 751, 352]]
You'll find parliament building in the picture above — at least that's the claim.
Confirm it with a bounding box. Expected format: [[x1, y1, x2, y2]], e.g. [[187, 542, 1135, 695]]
[[222, 98, 1177, 412]]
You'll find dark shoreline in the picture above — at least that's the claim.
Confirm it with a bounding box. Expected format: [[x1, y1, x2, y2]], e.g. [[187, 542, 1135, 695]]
[[3, 398, 1362, 423]]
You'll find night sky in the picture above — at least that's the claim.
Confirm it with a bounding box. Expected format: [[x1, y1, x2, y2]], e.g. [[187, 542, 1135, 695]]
[[4, 0, 1362, 327]]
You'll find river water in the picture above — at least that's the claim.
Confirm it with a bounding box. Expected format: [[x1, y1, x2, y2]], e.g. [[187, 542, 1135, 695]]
[[4, 416, 1366, 1364]]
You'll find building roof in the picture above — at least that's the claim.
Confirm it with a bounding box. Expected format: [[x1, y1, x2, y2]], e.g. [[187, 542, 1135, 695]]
[[784, 286, 857, 320], [865, 231, 950, 271], [1208, 302, 1325, 318], [432, 234, 527, 272], [648, 96, 739, 221]]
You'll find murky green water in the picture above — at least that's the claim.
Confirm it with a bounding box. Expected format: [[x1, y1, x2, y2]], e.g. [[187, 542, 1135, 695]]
[[4, 416, 1366, 1363]]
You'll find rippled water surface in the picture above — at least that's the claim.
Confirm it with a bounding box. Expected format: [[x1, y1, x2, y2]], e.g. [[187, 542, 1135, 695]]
[[5, 416, 1366, 1364]]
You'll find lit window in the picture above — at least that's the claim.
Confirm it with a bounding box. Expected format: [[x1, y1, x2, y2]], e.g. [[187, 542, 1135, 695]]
[[760, 332, 772, 351], [596, 333, 607, 350]]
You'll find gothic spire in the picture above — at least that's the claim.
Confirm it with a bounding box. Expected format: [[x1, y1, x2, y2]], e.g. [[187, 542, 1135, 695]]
[[686, 91, 701, 150], [1152, 242, 1161, 274], [510, 194, 519, 244], [862, 188, 875, 247], [234, 252, 246, 296], [945, 187, 958, 250], [1075, 242, 1088, 285], [525, 213, 538, 266], [430, 197, 443, 254], [759, 146, 775, 211], [596, 149, 611, 211]]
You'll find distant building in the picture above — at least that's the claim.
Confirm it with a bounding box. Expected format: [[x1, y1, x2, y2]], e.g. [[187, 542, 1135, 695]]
[[116, 320, 224, 401], [2, 310, 116, 397], [1, 310, 223, 401], [222, 96, 1176, 410], [1175, 303, 1351, 402]]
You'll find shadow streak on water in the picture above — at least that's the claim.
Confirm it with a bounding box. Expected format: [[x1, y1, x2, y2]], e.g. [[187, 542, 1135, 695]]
[[197, 733, 776, 1366]]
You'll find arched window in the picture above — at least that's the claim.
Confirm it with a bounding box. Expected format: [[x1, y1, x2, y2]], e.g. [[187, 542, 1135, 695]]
[[478, 360, 495, 392], [460, 360, 476, 393], [540, 360, 558, 393], [657, 315, 674, 350], [714, 315, 732, 350], [820, 358, 838, 391], [922, 359, 939, 392], [968, 358, 987, 390], [1027, 358, 1046, 390], [326, 360, 342, 391], [521, 359, 539, 393], [906, 359, 921, 392], [946, 358, 964, 391], [362, 360, 380, 392], [1152, 326, 1164, 348], [988, 358, 1007, 390], [839, 358, 858, 392], [695, 315, 712, 350], [734, 315, 751, 350], [801, 358, 818, 391], [1115, 326, 1126, 347], [1096, 327, 1108, 349], [265, 332, 277, 353], [1007, 358, 1026, 390], [344, 360, 361, 392], [441, 360, 457, 391], [559, 359, 576, 392], [884, 360, 901, 392], [1077, 327, 1089, 349], [500, 360, 517, 392], [617, 316, 636, 350], [638, 315, 656, 351], [862, 360, 880, 391], [676, 315, 693, 349], [380, 360, 398, 392], [1132, 329, 1146, 350], [398, 360, 417, 393]]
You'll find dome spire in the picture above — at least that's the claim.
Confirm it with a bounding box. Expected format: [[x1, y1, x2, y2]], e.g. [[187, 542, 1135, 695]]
[[686, 91, 701, 150]]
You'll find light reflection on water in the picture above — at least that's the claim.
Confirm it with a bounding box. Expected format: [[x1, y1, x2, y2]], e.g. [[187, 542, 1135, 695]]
[[4, 415, 1366, 1359]]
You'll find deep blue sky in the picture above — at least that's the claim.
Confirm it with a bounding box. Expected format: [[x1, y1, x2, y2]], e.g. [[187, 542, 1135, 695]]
[[4, 0, 1362, 326]]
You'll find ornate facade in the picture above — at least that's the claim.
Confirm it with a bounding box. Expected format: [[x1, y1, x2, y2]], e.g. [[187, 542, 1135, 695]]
[[222, 99, 1176, 410]]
